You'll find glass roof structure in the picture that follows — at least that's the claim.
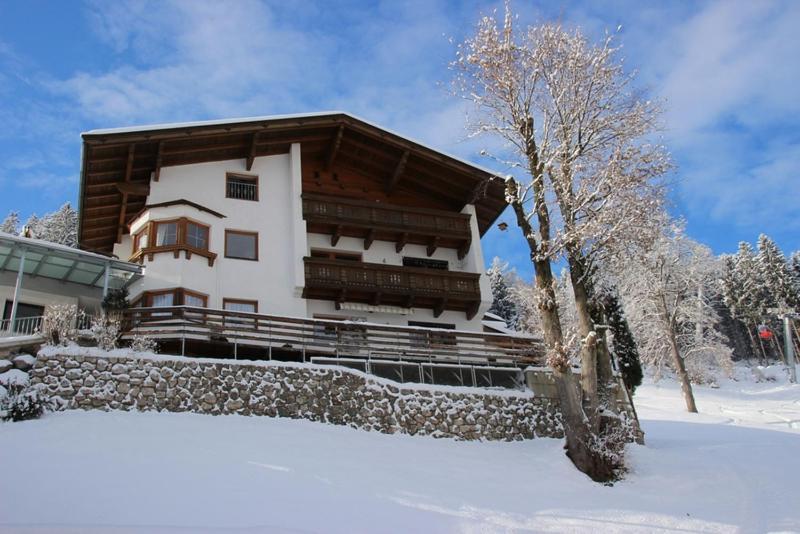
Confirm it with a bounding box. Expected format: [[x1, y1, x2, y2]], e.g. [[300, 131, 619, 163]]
[[0, 232, 142, 290]]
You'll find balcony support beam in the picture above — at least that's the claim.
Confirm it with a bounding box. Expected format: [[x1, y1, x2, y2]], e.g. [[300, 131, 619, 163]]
[[466, 301, 480, 321], [457, 241, 470, 261], [154, 141, 164, 181], [245, 133, 259, 171], [372, 292, 382, 306], [395, 232, 408, 254], [426, 236, 440, 257], [364, 228, 375, 250], [331, 225, 343, 247], [434, 298, 447, 318]]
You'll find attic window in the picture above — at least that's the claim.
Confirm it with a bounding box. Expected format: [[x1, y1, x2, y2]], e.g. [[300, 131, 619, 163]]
[[226, 173, 258, 201]]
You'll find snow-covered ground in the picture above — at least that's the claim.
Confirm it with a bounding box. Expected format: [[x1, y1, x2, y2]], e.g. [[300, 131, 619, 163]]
[[0, 366, 798, 533]]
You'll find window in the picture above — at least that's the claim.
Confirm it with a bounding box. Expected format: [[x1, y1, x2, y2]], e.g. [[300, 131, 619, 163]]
[[134, 227, 149, 251], [155, 221, 178, 246], [225, 230, 258, 260], [135, 289, 208, 308], [310, 249, 362, 261], [223, 299, 258, 313], [408, 321, 457, 346], [186, 222, 209, 250], [130, 218, 216, 266], [403, 257, 448, 270], [184, 291, 207, 308], [151, 292, 174, 307], [226, 173, 258, 201]]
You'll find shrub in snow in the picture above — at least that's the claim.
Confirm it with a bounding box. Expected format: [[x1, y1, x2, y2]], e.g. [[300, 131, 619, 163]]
[[0, 384, 53, 422], [0, 369, 30, 388], [129, 333, 158, 354], [91, 314, 121, 351], [590, 413, 639, 481], [42, 304, 84, 346]]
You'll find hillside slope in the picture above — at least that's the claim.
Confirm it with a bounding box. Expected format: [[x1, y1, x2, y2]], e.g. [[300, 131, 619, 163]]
[[0, 367, 798, 533]]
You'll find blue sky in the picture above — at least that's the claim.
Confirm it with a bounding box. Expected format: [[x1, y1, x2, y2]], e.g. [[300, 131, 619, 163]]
[[0, 0, 798, 280]]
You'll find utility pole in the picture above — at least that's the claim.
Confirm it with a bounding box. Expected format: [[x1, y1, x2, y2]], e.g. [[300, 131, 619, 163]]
[[769, 307, 797, 384]]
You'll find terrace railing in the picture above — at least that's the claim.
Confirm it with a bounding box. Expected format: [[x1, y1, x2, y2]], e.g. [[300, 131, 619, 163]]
[[121, 306, 544, 368], [0, 316, 43, 337]]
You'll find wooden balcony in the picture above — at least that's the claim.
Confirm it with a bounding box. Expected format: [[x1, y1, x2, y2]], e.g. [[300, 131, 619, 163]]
[[120, 307, 545, 377], [303, 256, 482, 319], [302, 194, 472, 259]]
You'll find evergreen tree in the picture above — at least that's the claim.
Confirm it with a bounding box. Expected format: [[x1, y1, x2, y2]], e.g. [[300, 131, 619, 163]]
[[486, 257, 518, 329], [791, 252, 800, 301], [756, 234, 798, 310], [0, 211, 20, 234], [22, 203, 78, 247], [602, 292, 643, 394]]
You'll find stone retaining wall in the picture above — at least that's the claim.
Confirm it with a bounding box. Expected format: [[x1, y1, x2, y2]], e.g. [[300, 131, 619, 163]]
[[30, 351, 565, 441]]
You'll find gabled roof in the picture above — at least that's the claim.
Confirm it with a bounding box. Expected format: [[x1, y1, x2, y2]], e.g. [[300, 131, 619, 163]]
[[79, 111, 508, 253]]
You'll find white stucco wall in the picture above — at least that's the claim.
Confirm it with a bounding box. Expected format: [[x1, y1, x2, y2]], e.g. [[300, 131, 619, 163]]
[[119, 147, 491, 331], [123, 152, 305, 317]]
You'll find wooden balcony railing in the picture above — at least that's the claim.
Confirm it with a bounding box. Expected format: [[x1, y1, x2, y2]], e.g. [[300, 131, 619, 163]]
[[303, 256, 482, 318], [121, 306, 544, 372], [302, 194, 472, 258]]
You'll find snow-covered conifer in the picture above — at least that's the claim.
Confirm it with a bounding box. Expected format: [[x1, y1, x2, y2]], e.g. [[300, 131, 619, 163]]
[[0, 211, 20, 235], [486, 257, 519, 329]]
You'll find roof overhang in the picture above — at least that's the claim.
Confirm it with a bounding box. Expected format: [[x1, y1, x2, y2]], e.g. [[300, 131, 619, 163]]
[[79, 111, 508, 253], [0, 232, 143, 290]]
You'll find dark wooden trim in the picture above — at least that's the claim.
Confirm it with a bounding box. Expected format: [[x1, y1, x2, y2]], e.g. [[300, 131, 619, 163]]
[[223, 298, 258, 313], [386, 150, 409, 193], [325, 125, 344, 171], [116, 144, 135, 243], [128, 199, 226, 226], [245, 133, 259, 171], [224, 229, 259, 261], [154, 141, 164, 181], [134, 287, 209, 307]]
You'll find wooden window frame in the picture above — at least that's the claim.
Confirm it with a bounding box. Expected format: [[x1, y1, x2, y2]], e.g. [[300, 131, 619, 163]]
[[223, 298, 259, 313], [224, 230, 259, 261], [135, 288, 209, 308], [129, 217, 217, 267], [225, 172, 259, 201], [309, 248, 362, 261]]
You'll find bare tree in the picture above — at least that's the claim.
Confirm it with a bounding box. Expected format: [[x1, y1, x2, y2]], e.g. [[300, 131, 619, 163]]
[[451, 5, 667, 480], [611, 222, 733, 412]]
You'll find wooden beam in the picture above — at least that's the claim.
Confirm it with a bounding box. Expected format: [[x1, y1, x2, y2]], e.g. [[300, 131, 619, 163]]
[[325, 125, 344, 171], [395, 232, 408, 254], [372, 292, 382, 306], [434, 298, 447, 318], [115, 182, 150, 196], [386, 150, 409, 193], [457, 241, 470, 261], [154, 141, 164, 181], [426, 236, 440, 257], [116, 144, 135, 243], [331, 224, 343, 247], [466, 301, 480, 321], [364, 228, 375, 250], [335, 288, 347, 309], [245, 133, 258, 171], [405, 294, 415, 309]]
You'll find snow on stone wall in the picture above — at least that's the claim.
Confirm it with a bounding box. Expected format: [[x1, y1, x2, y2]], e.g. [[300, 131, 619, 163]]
[[30, 352, 564, 441]]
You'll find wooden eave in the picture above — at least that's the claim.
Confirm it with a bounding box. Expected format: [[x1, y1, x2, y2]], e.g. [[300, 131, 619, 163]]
[[79, 113, 507, 253]]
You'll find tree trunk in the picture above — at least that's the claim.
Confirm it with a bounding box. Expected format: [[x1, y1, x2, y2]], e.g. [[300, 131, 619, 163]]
[[507, 178, 619, 482], [665, 318, 698, 413], [566, 254, 599, 422]]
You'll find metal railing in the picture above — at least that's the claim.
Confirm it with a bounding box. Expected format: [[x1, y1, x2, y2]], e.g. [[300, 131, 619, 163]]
[[226, 179, 257, 201], [0, 316, 43, 337], [121, 306, 544, 367]]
